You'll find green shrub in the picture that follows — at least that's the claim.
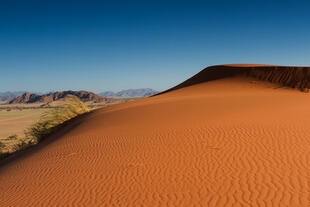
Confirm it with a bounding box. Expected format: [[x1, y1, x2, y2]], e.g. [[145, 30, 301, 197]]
[[25, 95, 89, 142]]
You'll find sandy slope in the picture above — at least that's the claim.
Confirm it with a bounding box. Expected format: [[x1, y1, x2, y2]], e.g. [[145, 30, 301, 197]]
[[1, 76, 310, 206]]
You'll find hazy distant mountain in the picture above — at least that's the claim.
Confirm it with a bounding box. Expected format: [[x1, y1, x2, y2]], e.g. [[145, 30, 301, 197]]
[[0, 91, 26, 97], [100, 91, 116, 97], [9, 91, 110, 104], [0, 95, 18, 103], [0, 91, 26, 103], [99, 88, 159, 98]]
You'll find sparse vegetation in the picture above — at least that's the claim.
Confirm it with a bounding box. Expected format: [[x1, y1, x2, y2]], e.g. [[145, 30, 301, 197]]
[[25, 95, 89, 143], [8, 134, 18, 140], [0, 95, 89, 160], [13, 138, 32, 151], [0, 141, 6, 148]]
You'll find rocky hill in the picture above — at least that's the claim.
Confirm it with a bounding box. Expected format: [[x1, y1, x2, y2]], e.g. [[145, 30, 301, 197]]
[[9, 91, 109, 104]]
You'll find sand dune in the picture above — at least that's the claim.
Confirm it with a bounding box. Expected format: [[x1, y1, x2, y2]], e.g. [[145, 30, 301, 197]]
[[1, 65, 310, 206], [161, 64, 310, 94]]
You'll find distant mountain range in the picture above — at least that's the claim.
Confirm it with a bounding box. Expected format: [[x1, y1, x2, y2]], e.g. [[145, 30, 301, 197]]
[[8, 91, 109, 104], [1, 88, 159, 104], [99, 88, 159, 98]]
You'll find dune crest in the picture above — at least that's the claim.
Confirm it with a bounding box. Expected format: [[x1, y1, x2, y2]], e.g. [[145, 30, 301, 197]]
[[1, 66, 310, 206], [161, 64, 310, 94]]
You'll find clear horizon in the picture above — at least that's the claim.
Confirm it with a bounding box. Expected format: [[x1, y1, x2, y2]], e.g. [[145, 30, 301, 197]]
[[1, 0, 310, 93]]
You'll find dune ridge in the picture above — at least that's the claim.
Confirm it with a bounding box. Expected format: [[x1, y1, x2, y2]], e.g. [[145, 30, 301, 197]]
[[161, 64, 310, 94], [1, 65, 310, 206]]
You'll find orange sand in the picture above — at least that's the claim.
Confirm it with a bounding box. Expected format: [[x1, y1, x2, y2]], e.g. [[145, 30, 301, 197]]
[[1, 76, 310, 206]]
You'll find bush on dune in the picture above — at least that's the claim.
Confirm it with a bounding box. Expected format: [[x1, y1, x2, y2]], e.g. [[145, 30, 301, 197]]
[[25, 95, 89, 143], [13, 138, 32, 151]]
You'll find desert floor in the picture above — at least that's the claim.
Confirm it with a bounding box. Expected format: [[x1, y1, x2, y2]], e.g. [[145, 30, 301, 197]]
[[0, 109, 46, 138], [1, 77, 310, 206]]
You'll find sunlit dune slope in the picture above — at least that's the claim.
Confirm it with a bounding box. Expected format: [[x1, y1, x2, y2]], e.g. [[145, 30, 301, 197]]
[[1, 66, 310, 206]]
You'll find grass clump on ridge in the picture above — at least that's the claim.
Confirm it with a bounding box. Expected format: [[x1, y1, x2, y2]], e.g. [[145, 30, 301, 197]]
[[0, 95, 89, 160], [25, 95, 89, 143]]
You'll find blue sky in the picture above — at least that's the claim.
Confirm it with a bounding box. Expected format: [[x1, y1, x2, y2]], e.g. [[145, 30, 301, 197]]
[[1, 0, 310, 93]]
